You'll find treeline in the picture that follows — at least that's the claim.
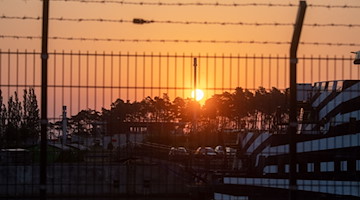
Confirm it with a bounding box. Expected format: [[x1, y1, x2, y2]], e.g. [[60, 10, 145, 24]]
[[0, 87, 289, 147], [64, 87, 288, 137], [0, 89, 40, 147]]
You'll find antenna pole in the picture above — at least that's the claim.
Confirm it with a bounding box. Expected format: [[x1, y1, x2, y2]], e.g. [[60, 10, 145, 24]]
[[194, 58, 197, 101], [193, 58, 198, 138]]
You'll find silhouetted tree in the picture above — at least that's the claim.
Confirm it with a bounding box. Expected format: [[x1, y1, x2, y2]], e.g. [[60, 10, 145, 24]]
[[266, 87, 287, 130], [5, 91, 22, 146], [0, 89, 41, 147], [128, 101, 144, 122], [232, 87, 252, 129], [203, 96, 218, 120], [179, 98, 199, 123], [20, 88, 40, 144], [172, 97, 186, 121], [102, 99, 131, 134], [152, 94, 174, 122], [203, 92, 234, 131], [250, 87, 288, 131], [202, 87, 287, 132], [69, 109, 101, 136], [139, 96, 156, 122], [64, 86, 288, 144], [0, 90, 6, 142]]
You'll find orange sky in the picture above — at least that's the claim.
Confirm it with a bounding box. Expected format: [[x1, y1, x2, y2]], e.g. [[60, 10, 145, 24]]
[[1, 0, 360, 117], [0, 0, 359, 55]]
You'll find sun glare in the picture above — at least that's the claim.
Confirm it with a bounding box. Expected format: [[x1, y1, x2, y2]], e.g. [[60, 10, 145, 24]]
[[191, 89, 205, 101]]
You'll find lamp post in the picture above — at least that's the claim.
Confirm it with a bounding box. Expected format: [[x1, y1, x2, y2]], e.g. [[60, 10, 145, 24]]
[[194, 58, 197, 103], [352, 51, 360, 64]]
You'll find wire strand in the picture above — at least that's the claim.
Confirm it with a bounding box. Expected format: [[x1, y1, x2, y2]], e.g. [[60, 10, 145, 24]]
[[1, 35, 360, 47], [2, 15, 360, 28], [48, 0, 360, 9]]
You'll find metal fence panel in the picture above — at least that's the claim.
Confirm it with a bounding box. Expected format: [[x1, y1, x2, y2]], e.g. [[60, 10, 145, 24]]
[[0, 50, 359, 199]]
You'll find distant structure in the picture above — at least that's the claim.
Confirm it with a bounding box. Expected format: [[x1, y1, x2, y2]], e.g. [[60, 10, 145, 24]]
[[62, 106, 67, 145], [220, 80, 360, 199]]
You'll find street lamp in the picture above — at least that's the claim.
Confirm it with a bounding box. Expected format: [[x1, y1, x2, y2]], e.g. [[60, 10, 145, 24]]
[[352, 51, 360, 64], [193, 58, 198, 138]]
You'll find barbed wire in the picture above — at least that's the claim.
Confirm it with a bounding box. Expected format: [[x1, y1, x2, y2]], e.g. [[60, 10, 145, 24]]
[[2, 15, 360, 28], [1, 35, 360, 47], [48, 0, 360, 9], [0, 35, 289, 44], [0, 15, 132, 23]]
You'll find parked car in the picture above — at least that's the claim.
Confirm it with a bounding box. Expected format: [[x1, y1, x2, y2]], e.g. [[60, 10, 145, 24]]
[[194, 146, 217, 158], [168, 146, 189, 161], [214, 145, 225, 155], [225, 147, 237, 157]]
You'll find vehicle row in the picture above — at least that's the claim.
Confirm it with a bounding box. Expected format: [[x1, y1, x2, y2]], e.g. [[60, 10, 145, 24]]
[[168, 146, 236, 160]]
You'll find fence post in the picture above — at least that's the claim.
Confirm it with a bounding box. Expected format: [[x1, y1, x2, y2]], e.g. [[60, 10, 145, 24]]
[[40, 0, 49, 199], [289, 1, 307, 200]]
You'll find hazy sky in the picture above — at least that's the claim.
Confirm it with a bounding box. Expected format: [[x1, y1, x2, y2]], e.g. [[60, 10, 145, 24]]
[[1, 0, 360, 117], [1, 0, 360, 55]]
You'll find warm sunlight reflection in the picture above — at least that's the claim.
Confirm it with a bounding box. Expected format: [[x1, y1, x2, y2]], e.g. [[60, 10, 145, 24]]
[[191, 89, 205, 101]]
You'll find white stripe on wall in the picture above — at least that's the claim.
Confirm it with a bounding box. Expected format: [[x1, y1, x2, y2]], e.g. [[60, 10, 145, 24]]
[[223, 177, 360, 197]]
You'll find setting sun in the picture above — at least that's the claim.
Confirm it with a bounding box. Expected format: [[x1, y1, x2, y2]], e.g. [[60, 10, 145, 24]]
[[191, 89, 205, 101]]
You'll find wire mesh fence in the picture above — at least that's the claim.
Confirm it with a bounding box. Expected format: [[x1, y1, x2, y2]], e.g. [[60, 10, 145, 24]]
[[0, 50, 359, 199]]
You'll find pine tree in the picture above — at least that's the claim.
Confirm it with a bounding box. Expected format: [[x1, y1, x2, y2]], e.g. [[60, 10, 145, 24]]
[[28, 88, 40, 134], [7, 92, 22, 129], [21, 88, 40, 145], [0, 90, 6, 140], [5, 91, 22, 146]]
